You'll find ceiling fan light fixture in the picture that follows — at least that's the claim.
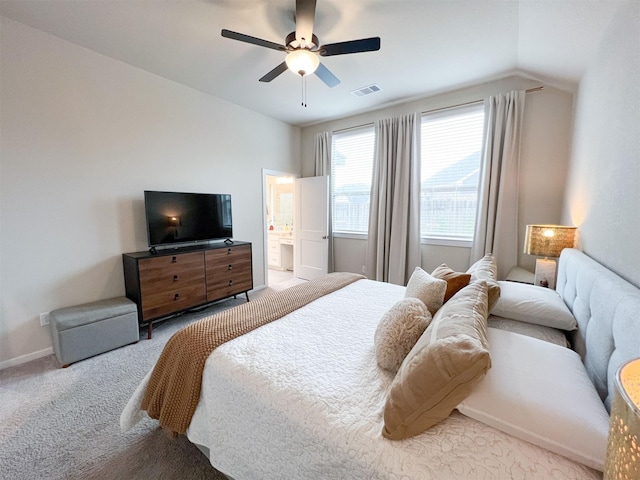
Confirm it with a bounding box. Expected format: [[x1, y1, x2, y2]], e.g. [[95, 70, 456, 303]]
[[285, 49, 319, 76], [222, 1, 380, 89]]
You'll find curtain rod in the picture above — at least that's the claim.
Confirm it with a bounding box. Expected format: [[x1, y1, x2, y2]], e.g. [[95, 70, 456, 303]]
[[332, 122, 375, 135], [331, 86, 545, 133], [422, 86, 544, 115]]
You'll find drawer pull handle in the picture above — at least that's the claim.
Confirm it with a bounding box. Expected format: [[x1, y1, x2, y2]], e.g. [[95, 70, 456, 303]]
[[227, 248, 232, 254], [172, 256, 177, 263], [228, 280, 233, 286], [174, 293, 180, 300], [228, 264, 232, 270], [173, 275, 178, 282]]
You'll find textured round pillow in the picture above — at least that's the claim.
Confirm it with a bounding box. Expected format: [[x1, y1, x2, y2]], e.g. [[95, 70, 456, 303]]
[[374, 298, 432, 373]]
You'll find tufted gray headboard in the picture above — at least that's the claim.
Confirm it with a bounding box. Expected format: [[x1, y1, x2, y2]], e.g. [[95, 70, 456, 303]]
[[556, 248, 640, 412]]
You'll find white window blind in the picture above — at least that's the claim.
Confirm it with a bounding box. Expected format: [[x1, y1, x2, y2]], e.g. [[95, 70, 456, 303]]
[[420, 103, 485, 242], [330, 125, 375, 235]]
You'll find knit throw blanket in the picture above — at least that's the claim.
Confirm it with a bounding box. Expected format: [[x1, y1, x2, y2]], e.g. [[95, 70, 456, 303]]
[[141, 272, 365, 434]]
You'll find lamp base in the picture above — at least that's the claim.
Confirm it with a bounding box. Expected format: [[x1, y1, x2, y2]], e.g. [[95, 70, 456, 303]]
[[604, 358, 640, 480], [534, 258, 557, 289]]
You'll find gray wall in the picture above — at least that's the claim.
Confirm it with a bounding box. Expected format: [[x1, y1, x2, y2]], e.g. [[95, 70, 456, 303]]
[[301, 76, 574, 277], [0, 18, 301, 366], [562, 1, 640, 288]]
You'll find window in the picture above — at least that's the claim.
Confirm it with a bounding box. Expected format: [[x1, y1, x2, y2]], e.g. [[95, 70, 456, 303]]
[[420, 103, 485, 243], [331, 125, 375, 235]]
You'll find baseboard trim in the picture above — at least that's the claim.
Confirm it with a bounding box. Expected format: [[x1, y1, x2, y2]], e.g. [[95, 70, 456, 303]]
[[0, 347, 54, 371], [1, 287, 268, 371]]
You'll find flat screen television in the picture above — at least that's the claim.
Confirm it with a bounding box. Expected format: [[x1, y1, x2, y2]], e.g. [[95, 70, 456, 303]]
[[144, 190, 232, 248]]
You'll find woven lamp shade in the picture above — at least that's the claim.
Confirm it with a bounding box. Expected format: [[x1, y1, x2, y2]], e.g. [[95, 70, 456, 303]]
[[604, 358, 640, 479], [523, 225, 576, 257]]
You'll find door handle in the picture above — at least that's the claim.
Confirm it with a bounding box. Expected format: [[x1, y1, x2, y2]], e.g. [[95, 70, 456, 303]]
[[322, 236, 328, 239]]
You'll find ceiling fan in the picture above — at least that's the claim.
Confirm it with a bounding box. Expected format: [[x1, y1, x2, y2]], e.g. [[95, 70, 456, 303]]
[[221, 0, 381, 88]]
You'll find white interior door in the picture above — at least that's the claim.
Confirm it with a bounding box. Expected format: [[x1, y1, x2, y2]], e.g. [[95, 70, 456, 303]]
[[294, 176, 329, 280]]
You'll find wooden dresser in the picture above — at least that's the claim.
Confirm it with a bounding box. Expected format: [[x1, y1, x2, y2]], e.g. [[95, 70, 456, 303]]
[[123, 241, 252, 338]]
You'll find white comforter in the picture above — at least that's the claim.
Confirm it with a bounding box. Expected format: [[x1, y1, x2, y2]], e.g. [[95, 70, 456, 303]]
[[123, 279, 600, 480]]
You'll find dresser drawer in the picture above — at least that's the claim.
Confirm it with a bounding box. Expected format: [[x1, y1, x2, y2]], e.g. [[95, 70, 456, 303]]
[[207, 260, 252, 282], [139, 251, 204, 272], [206, 276, 253, 301], [205, 244, 251, 264], [139, 269, 205, 296], [268, 253, 281, 267], [141, 284, 207, 320], [139, 251, 205, 296], [268, 241, 280, 254]]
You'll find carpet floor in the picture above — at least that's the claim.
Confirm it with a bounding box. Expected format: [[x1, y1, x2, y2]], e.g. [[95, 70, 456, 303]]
[[0, 290, 276, 480]]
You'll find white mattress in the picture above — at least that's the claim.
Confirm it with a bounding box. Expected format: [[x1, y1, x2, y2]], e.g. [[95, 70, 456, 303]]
[[178, 279, 599, 480]]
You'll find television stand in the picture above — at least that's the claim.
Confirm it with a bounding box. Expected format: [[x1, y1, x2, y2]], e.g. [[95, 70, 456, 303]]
[[123, 241, 253, 338], [224, 238, 233, 245]]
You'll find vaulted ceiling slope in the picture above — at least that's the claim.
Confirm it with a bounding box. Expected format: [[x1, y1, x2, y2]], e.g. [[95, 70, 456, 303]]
[[0, 0, 624, 126]]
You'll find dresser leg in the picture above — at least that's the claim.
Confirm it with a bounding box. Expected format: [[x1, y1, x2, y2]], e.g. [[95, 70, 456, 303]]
[[245, 292, 250, 302], [147, 323, 153, 340]]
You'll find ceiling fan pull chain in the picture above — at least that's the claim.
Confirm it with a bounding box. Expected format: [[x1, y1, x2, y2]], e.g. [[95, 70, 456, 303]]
[[301, 75, 308, 108]]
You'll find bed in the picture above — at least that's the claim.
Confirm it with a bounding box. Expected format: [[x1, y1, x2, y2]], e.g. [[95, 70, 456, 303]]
[[121, 248, 640, 479]]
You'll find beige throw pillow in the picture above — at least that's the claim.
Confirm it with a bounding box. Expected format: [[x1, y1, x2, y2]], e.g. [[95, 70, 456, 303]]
[[404, 267, 447, 315], [382, 281, 491, 440], [467, 254, 500, 310], [374, 298, 432, 373], [431, 264, 472, 302]]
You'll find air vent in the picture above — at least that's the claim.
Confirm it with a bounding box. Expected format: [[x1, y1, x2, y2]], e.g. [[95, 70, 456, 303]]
[[350, 84, 382, 97]]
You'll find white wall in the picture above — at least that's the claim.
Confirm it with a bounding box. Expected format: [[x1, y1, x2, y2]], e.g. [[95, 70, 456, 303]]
[[517, 87, 574, 270], [563, 0, 640, 288], [301, 76, 574, 276], [0, 18, 301, 366]]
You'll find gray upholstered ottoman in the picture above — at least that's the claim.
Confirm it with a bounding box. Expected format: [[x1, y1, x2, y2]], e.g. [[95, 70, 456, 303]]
[[49, 297, 139, 367]]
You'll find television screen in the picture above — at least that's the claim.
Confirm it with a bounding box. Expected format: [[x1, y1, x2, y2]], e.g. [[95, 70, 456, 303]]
[[144, 190, 232, 247]]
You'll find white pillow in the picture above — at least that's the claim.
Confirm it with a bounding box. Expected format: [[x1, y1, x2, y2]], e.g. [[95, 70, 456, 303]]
[[404, 267, 447, 315], [487, 315, 569, 347], [458, 328, 610, 471], [491, 281, 577, 330]]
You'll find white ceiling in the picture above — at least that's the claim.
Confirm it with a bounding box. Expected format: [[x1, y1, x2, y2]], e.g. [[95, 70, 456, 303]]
[[0, 0, 623, 127]]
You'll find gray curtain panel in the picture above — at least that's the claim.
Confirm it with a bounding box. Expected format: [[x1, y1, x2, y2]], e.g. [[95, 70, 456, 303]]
[[366, 113, 421, 285], [472, 90, 526, 279], [314, 131, 331, 176]]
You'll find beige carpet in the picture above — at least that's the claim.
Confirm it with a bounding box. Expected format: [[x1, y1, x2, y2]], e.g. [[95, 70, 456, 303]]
[[0, 289, 276, 480]]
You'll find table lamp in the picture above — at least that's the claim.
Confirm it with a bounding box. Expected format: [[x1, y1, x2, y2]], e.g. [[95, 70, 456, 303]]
[[523, 225, 576, 288], [604, 358, 640, 479]]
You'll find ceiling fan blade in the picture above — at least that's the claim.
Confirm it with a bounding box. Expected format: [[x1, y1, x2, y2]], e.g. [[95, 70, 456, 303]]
[[320, 37, 381, 56], [221, 29, 285, 51], [259, 62, 289, 83], [315, 62, 340, 88], [295, 0, 317, 46]]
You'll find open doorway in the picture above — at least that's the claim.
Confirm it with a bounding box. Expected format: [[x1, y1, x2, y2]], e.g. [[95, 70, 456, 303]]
[[262, 169, 306, 290]]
